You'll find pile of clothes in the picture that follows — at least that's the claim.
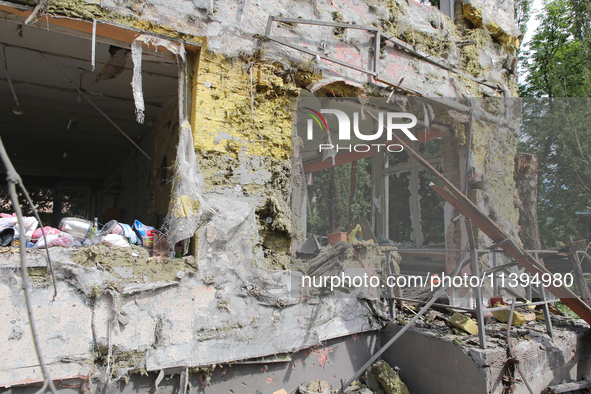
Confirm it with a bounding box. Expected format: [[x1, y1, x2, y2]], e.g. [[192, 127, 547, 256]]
[[0, 213, 38, 247], [0, 214, 158, 251]]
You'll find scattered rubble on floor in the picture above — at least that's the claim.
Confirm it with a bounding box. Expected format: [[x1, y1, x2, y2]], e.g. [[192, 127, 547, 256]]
[[449, 312, 479, 335], [363, 360, 409, 394], [491, 305, 526, 326], [293, 359, 410, 394], [297, 380, 331, 393], [294, 241, 400, 280], [393, 296, 590, 351]]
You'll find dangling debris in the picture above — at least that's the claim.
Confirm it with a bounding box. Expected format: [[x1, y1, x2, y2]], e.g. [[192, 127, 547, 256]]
[[422, 103, 429, 141], [94, 45, 130, 83], [24, 0, 49, 25], [91, 20, 97, 72], [131, 40, 146, 124], [130, 34, 209, 248], [131, 35, 187, 124]]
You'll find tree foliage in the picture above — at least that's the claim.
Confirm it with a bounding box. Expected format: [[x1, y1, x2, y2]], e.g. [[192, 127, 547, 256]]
[[519, 0, 591, 247], [307, 158, 373, 237], [520, 0, 591, 97], [514, 0, 533, 34]]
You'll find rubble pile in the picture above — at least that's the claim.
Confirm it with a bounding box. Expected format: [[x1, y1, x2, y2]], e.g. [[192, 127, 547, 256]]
[[293, 359, 410, 394], [393, 298, 588, 349]]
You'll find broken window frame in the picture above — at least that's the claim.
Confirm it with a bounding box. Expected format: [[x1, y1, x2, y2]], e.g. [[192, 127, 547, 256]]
[[382, 140, 443, 247]]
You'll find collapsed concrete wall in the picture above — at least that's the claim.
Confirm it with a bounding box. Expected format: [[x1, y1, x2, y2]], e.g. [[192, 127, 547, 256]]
[[0, 246, 387, 387], [462, 0, 521, 49], [192, 52, 296, 266], [382, 321, 591, 394]]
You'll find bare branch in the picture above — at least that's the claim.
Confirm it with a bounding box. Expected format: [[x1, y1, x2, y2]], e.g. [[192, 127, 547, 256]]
[[0, 137, 57, 393], [17, 183, 57, 298]]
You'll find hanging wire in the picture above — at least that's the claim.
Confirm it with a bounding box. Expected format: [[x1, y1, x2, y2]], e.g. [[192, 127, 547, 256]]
[[1, 45, 23, 115]]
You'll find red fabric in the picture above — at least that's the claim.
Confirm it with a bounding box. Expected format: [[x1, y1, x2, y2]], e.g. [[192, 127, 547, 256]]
[[31, 226, 61, 241]]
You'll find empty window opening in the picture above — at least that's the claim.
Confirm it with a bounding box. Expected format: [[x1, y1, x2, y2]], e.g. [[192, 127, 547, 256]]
[[384, 139, 443, 247], [0, 20, 181, 231], [307, 158, 373, 237]]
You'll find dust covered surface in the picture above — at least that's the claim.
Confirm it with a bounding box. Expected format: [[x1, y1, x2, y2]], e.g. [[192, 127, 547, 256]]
[[72, 245, 197, 282], [393, 296, 590, 350], [44, 0, 204, 45], [364, 360, 410, 394]]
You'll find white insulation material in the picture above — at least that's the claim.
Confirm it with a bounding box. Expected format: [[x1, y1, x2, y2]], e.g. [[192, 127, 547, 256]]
[[91, 19, 96, 72], [131, 35, 185, 124], [131, 35, 207, 248]]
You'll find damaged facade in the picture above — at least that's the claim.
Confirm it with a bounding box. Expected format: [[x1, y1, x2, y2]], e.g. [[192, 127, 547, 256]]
[[2, 0, 586, 393]]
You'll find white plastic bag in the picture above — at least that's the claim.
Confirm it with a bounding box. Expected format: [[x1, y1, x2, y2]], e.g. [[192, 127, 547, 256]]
[[101, 234, 130, 248]]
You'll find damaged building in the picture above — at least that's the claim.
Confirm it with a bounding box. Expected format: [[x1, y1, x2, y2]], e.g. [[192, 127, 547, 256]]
[[1, 0, 590, 393]]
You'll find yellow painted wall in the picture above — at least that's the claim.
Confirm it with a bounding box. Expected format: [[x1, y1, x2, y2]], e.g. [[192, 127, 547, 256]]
[[191, 50, 298, 161]]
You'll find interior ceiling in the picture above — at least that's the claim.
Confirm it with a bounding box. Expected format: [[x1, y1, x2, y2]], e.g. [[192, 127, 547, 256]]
[[0, 18, 178, 185]]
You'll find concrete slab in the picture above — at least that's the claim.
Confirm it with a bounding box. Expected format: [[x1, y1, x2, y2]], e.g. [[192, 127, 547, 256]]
[[4, 331, 381, 393], [0, 247, 387, 388], [381, 319, 591, 394]]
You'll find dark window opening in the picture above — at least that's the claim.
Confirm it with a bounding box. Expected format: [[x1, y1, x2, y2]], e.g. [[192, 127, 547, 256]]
[[420, 0, 455, 20], [384, 139, 444, 247], [0, 20, 180, 233]]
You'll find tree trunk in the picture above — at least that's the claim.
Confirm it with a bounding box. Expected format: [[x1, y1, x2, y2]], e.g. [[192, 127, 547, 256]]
[[516, 153, 543, 250], [568, 239, 591, 306]]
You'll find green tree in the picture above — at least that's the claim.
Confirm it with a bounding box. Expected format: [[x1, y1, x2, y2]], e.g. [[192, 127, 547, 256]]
[[515, 0, 533, 34], [307, 158, 372, 238], [521, 0, 590, 97], [519, 0, 591, 247]]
